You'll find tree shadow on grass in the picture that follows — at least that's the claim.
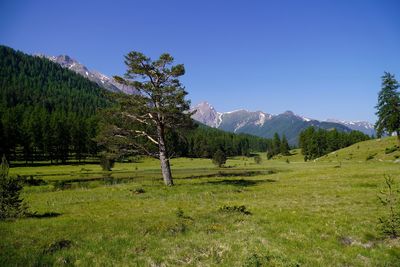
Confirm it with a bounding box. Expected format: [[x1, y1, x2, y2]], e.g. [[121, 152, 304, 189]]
[[27, 212, 61, 219], [203, 178, 277, 187], [179, 170, 276, 180]]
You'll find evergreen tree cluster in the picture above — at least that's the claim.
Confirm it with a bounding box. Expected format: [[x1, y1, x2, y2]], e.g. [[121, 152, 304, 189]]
[[299, 127, 370, 161], [0, 45, 108, 163], [267, 133, 290, 159], [182, 124, 270, 158]]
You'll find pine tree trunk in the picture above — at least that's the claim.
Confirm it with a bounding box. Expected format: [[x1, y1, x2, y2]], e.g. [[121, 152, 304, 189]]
[[157, 124, 173, 186]]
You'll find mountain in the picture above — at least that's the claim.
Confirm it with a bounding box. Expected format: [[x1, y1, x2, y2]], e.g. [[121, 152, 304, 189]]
[[192, 102, 353, 145], [326, 119, 375, 136], [37, 54, 137, 94]]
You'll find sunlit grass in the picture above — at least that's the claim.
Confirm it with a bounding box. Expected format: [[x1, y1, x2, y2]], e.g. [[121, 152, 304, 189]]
[[2, 139, 400, 266]]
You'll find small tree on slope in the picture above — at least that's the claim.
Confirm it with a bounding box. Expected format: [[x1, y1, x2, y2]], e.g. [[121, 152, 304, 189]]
[[375, 72, 400, 143], [97, 52, 193, 186]]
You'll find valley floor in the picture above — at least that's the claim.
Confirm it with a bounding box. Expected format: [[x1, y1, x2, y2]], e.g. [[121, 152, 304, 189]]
[[1, 151, 400, 266]]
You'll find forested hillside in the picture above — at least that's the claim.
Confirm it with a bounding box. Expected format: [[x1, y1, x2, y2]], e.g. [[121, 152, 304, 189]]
[[0, 46, 270, 164], [0, 45, 110, 163]]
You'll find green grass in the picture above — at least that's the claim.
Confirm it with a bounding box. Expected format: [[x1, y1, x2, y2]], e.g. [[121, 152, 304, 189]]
[[2, 139, 400, 266], [318, 136, 400, 163]]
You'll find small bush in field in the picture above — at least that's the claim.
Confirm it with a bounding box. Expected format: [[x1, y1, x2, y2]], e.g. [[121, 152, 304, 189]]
[[212, 149, 227, 167], [219, 205, 251, 215], [385, 145, 399, 154], [254, 155, 262, 164], [378, 175, 400, 238], [99, 154, 115, 171]]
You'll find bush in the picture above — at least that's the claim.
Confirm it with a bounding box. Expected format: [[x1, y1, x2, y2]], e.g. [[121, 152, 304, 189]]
[[212, 149, 227, 167], [254, 154, 262, 164], [219, 205, 251, 215], [99, 154, 115, 171], [378, 175, 400, 238], [385, 145, 399, 154], [0, 155, 27, 220]]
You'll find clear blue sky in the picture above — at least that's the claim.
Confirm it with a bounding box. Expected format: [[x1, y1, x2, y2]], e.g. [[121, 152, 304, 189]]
[[1, 0, 399, 122]]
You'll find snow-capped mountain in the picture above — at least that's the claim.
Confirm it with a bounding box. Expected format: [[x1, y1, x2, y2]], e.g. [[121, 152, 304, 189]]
[[326, 119, 375, 136], [37, 54, 136, 94], [192, 102, 353, 145]]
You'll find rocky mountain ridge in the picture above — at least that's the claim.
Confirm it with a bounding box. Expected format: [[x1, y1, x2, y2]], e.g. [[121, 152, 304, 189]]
[[191, 102, 374, 144], [37, 54, 136, 94]]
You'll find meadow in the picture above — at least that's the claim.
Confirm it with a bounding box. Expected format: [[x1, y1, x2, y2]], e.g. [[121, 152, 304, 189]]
[[1, 137, 400, 266]]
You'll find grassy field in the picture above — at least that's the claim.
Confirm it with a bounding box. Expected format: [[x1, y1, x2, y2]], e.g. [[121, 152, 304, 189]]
[[1, 137, 400, 266]]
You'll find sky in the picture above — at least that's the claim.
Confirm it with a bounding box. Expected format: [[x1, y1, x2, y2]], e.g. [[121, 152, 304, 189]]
[[1, 0, 399, 123]]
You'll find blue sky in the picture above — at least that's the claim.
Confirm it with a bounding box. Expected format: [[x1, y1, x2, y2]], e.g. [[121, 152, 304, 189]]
[[1, 0, 399, 122]]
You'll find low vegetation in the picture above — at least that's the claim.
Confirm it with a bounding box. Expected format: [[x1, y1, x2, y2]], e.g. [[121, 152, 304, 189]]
[[1, 137, 400, 265]]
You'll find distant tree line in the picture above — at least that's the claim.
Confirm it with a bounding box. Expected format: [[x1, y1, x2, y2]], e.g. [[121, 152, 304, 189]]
[[182, 124, 270, 158], [299, 127, 370, 161]]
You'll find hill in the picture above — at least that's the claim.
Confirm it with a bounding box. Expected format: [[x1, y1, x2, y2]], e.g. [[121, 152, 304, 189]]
[[0, 45, 110, 162], [0, 46, 271, 163], [317, 136, 400, 163]]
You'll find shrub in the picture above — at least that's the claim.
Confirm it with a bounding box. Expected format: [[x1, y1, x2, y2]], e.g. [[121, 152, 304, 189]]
[[385, 145, 399, 154], [219, 205, 251, 215], [254, 155, 262, 164], [212, 149, 227, 167], [131, 188, 145, 194], [366, 153, 377, 161], [0, 155, 27, 220], [378, 175, 400, 238], [99, 154, 115, 171]]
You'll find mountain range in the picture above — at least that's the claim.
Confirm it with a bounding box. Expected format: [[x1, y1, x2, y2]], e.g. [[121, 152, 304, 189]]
[[36, 54, 137, 94], [39, 53, 375, 144], [191, 102, 375, 145]]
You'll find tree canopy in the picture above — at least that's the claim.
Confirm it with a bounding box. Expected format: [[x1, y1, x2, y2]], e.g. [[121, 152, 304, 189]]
[[98, 51, 194, 186], [375, 72, 400, 142]]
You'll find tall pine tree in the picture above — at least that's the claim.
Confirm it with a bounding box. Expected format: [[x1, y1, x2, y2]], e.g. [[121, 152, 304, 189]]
[[98, 52, 194, 186], [375, 72, 400, 143]]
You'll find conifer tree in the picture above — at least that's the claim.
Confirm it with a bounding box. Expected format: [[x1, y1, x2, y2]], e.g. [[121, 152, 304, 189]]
[[280, 134, 290, 156], [99, 51, 194, 186], [375, 72, 400, 143]]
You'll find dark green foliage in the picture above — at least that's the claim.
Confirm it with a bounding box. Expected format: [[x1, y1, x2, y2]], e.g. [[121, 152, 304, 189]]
[[212, 149, 227, 167], [131, 188, 145, 194], [375, 72, 400, 143], [99, 154, 115, 171], [385, 145, 399, 154], [0, 155, 27, 220], [184, 124, 269, 158], [219, 205, 251, 215], [267, 133, 291, 159], [0, 45, 107, 163], [378, 175, 400, 238], [254, 154, 262, 164], [98, 51, 195, 186], [299, 127, 370, 160], [280, 135, 291, 156]]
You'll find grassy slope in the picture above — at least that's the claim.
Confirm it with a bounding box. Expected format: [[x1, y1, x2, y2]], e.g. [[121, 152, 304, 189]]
[[1, 142, 400, 266], [318, 136, 400, 163]]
